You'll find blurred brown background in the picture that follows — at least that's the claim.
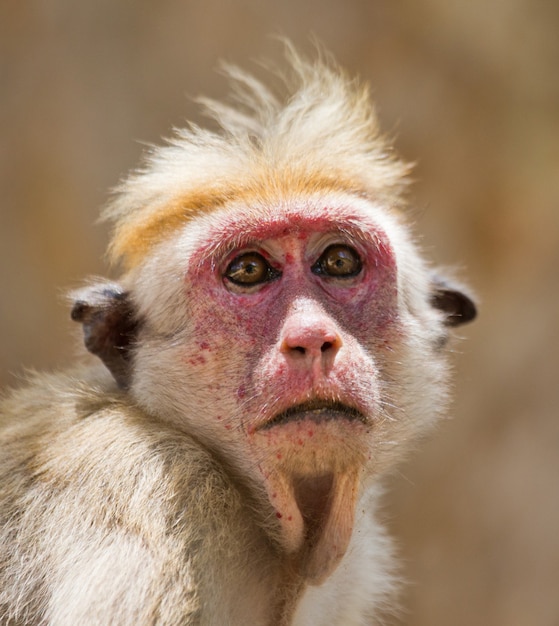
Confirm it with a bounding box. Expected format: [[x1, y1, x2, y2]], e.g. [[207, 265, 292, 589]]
[[1, 1, 558, 625]]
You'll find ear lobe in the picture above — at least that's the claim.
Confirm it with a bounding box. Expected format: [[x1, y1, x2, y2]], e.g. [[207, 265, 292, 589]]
[[71, 281, 139, 388], [430, 276, 477, 327]]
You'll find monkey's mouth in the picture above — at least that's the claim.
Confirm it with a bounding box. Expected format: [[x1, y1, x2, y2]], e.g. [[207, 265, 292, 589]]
[[262, 400, 366, 430]]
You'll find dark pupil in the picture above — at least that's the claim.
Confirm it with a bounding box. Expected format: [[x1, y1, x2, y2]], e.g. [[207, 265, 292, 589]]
[[226, 253, 268, 284], [320, 245, 361, 277]]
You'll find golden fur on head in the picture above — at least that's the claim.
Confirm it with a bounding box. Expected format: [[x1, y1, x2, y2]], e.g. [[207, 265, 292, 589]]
[[105, 44, 411, 270]]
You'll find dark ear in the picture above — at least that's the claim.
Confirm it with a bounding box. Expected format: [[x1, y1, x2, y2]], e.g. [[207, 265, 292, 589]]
[[71, 281, 139, 388], [430, 275, 477, 327]]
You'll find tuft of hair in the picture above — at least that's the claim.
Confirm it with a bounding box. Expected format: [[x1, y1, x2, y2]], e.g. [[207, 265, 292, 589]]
[[105, 43, 412, 270]]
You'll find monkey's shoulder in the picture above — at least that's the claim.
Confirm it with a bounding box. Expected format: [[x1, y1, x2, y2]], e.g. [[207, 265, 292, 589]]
[[0, 369, 277, 625], [0, 367, 240, 523]]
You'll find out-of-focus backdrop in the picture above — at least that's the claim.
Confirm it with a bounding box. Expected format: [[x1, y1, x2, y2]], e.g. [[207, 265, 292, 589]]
[[1, 2, 558, 624]]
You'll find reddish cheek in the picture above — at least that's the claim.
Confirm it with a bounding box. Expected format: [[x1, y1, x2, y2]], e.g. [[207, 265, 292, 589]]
[[186, 259, 275, 344], [237, 385, 247, 399], [275, 362, 287, 376], [186, 341, 212, 366], [185, 354, 207, 366], [324, 285, 398, 345], [225, 295, 282, 345], [354, 237, 400, 334], [348, 283, 399, 337], [182, 331, 219, 368], [183, 287, 273, 409]]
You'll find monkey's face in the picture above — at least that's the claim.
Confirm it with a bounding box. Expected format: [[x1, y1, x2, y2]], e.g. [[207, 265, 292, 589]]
[[67, 51, 476, 589], [126, 192, 462, 582]]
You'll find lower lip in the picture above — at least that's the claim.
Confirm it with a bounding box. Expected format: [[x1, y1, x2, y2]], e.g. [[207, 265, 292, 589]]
[[260, 408, 364, 431]]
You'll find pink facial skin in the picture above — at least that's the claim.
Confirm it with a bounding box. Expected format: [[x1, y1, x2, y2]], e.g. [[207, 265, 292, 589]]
[[181, 203, 401, 582]]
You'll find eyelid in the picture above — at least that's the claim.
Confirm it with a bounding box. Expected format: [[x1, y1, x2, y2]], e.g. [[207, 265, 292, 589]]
[[221, 244, 274, 269], [306, 232, 363, 257]]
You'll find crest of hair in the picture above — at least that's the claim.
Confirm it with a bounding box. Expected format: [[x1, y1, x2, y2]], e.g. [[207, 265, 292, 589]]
[[105, 42, 412, 270]]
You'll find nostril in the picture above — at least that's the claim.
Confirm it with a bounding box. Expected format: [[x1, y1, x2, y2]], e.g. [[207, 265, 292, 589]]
[[293, 346, 306, 354], [321, 341, 333, 352]]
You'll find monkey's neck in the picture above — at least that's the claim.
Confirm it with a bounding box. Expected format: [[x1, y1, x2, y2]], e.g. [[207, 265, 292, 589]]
[[270, 565, 307, 626]]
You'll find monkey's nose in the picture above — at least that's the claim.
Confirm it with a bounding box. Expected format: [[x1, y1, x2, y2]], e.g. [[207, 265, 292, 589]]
[[280, 309, 342, 373], [281, 331, 341, 357]]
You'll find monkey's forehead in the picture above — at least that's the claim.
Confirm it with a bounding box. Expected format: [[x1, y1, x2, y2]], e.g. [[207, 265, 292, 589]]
[[107, 170, 407, 271], [196, 198, 402, 255]]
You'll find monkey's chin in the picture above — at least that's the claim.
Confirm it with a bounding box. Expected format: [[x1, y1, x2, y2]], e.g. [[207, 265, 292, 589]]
[[252, 416, 368, 584]]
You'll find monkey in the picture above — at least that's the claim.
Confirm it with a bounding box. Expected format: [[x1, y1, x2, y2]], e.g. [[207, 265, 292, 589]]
[[0, 45, 476, 626]]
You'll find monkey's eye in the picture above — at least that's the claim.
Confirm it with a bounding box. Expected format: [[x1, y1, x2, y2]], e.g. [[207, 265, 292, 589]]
[[224, 252, 280, 286], [312, 244, 362, 278]]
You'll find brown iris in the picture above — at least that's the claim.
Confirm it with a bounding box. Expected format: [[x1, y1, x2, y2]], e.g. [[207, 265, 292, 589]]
[[312, 244, 362, 278], [225, 252, 280, 286]]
